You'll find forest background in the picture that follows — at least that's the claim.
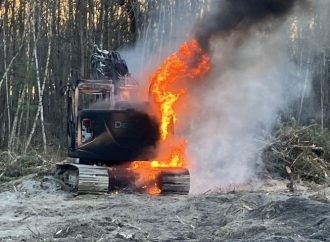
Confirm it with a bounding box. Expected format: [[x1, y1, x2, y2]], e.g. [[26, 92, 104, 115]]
[[0, 0, 330, 185]]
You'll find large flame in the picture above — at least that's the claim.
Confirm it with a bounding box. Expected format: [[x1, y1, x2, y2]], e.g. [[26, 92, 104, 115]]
[[150, 39, 211, 141], [131, 39, 211, 195]]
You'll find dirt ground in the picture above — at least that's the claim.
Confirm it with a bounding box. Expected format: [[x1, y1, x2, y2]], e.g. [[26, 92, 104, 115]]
[[0, 176, 330, 242]]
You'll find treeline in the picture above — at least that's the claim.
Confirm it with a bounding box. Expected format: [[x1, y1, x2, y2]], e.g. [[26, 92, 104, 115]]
[[0, 0, 205, 154], [287, 4, 330, 129]]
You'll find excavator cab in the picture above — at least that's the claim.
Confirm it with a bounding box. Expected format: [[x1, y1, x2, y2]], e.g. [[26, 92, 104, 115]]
[[66, 79, 159, 165]]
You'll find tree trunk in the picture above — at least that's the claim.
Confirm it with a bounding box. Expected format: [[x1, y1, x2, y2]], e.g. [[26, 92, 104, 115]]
[[298, 53, 310, 124], [16, 89, 26, 151], [8, 85, 26, 151]]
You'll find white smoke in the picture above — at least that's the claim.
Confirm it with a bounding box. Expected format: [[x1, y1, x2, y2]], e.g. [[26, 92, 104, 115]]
[[189, 41, 300, 192], [188, 5, 321, 193]]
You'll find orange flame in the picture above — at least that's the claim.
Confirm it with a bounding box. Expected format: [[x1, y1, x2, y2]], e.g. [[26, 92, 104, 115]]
[[150, 39, 210, 141], [131, 39, 211, 194]]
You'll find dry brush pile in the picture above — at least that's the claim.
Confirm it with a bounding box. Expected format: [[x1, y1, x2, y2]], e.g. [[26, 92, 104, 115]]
[[0, 151, 54, 183], [263, 124, 330, 184]]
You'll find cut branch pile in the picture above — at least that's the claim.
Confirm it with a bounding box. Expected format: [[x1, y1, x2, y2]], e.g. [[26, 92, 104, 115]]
[[262, 124, 330, 184], [0, 151, 50, 183]]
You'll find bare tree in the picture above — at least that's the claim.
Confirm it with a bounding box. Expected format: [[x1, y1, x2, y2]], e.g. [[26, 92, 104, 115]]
[[8, 85, 26, 151], [24, 1, 52, 153]]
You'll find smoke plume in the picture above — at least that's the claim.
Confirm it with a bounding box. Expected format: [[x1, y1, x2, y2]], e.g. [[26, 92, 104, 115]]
[[195, 0, 306, 52], [187, 0, 312, 193]]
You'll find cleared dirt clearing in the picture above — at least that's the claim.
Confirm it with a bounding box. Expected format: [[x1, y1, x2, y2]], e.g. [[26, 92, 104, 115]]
[[1, 178, 330, 241]]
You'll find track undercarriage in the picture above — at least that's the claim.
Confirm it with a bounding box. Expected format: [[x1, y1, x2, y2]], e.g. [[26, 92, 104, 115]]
[[55, 163, 190, 195]]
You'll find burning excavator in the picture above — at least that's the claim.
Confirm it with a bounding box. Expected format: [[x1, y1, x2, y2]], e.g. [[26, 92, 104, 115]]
[[55, 40, 210, 195]]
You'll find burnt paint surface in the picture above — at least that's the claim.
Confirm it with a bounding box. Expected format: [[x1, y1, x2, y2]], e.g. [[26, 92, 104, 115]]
[[70, 109, 159, 165]]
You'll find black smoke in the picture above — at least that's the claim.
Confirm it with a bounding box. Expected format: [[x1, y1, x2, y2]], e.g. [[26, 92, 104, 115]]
[[195, 0, 307, 52]]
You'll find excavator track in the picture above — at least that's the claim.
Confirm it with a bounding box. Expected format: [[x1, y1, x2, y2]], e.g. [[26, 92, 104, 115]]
[[55, 163, 190, 195], [55, 164, 108, 194], [160, 169, 190, 195]]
